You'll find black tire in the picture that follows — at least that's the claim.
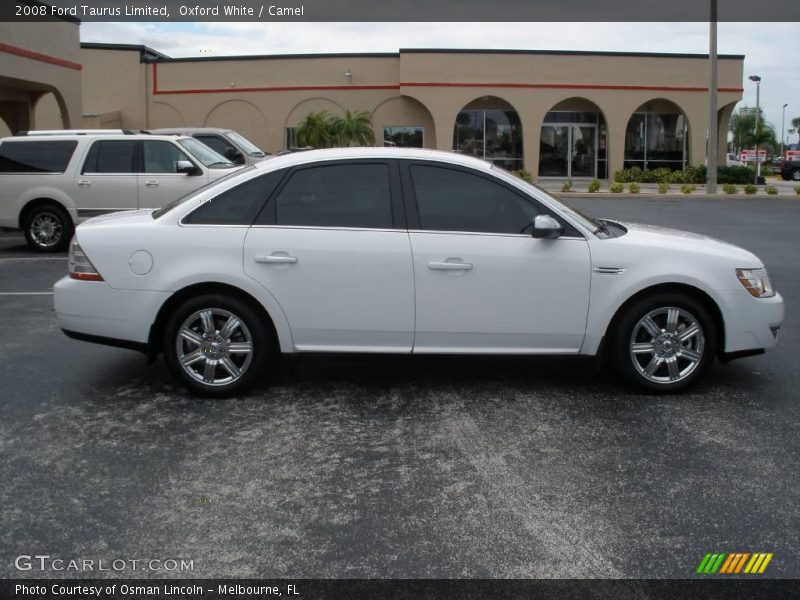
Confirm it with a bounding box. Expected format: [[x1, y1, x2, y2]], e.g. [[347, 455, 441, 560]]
[[23, 203, 73, 252], [610, 293, 718, 394], [163, 293, 273, 397]]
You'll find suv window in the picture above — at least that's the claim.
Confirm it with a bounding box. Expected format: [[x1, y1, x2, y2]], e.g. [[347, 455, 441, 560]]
[[83, 140, 138, 173], [272, 163, 393, 229], [410, 164, 540, 234], [195, 135, 235, 157], [0, 140, 77, 173], [143, 140, 192, 173], [183, 171, 285, 226]]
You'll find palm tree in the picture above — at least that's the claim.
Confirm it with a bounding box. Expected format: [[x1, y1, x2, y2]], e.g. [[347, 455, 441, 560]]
[[295, 111, 333, 148], [330, 110, 376, 147], [729, 107, 778, 155]]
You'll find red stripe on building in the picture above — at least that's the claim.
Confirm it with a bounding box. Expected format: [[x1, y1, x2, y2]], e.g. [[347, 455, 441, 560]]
[[0, 43, 82, 71]]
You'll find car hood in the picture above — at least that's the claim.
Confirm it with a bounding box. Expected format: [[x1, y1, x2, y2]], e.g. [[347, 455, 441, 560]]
[[611, 221, 762, 266]]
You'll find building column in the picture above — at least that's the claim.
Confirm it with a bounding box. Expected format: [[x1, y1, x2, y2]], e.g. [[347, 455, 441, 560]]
[[606, 117, 627, 180], [686, 108, 708, 169], [717, 104, 735, 165]]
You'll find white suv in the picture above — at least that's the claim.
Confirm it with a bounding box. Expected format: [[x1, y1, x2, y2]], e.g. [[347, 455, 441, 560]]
[[0, 132, 242, 251]]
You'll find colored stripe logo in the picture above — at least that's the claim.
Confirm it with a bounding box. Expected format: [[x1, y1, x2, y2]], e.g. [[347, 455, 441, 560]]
[[696, 552, 773, 574]]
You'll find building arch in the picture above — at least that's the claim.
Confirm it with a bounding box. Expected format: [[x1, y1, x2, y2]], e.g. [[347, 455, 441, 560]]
[[33, 91, 67, 130], [0, 114, 11, 137], [624, 98, 690, 171], [284, 97, 345, 149], [372, 96, 436, 148], [453, 96, 523, 171], [538, 97, 609, 179], [149, 101, 186, 129], [204, 99, 269, 150]]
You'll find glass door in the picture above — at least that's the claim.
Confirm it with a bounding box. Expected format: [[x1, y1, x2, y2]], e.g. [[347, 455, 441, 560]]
[[538, 125, 570, 177], [539, 124, 597, 178]]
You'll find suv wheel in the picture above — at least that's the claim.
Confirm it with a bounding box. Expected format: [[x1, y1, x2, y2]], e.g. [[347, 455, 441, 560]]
[[24, 204, 73, 252], [164, 294, 272, 397], [611, 294, 717, 393]]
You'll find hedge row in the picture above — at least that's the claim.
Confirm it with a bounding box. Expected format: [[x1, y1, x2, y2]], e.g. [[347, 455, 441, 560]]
[[613, 165, 756, 185]]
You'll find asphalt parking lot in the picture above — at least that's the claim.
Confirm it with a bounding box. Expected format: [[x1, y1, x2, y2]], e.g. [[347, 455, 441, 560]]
[[0, 196, 798, 579]]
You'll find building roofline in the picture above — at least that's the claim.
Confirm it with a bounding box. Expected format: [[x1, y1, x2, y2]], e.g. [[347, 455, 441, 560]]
[[399, 48, 745, 60], [80, 42, 170, 61], [79, 43, 746, 62]]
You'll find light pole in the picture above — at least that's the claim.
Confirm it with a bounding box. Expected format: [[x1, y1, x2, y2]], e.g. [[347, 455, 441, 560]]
[[707, 0, 718, 194], [749, 75, 761, 184], [781, 102, 788, 159]]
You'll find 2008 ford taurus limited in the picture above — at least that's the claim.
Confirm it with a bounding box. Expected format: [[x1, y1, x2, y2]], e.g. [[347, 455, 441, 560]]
[[54, 148, 784, 396]]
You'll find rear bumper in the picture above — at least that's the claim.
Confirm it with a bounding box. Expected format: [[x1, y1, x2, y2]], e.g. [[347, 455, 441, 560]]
[[54, 276, 170, 345]]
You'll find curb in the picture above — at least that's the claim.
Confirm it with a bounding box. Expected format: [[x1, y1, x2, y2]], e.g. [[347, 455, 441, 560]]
[[550, 192, 800, 200]]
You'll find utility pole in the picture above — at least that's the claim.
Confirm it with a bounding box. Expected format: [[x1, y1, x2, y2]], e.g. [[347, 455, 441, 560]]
[[749, 75, 762, 184], [781, 103, 788, 158], [707, 0, 718, 193]]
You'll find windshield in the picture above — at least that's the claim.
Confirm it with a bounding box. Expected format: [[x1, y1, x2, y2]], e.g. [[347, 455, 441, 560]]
[[225, 131, 266, 157], [490, 164, 601, 233], [152, 165, 256, 219], [177, 137, 236, 168]]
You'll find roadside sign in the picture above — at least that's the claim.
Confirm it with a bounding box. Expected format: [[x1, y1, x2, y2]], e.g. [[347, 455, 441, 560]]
[[786, 150, 800, 161], [739, 149, 767, 163]]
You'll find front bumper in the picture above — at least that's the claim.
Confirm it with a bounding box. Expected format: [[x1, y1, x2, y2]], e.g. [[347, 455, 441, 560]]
[[719, 289, 784, 354], [54, 276, 170, 346]]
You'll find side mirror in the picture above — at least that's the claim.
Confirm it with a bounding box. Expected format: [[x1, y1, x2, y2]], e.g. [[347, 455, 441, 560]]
[[532, 214, 563, 239], [224, 147, 245, 164], [176, 160, 200, 175]]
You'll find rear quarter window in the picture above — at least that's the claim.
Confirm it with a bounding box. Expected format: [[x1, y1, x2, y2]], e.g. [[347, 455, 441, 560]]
[[0, 140, 78, 173]]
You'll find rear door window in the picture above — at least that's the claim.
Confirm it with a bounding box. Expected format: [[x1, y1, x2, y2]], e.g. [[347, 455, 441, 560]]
[[82, 140, 138, 173], [0, 140, 78, 173]]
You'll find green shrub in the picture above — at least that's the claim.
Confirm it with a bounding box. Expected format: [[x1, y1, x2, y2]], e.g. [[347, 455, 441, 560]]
[[511, 169, 534, 184], [743, 184, 757, 195], [587, 179, 601, 193], [723, 183, 738, 195], [795, 185, 800, 195], [718, 165, 755, 185], [561, 179, 574, 192], [643, 168, 673, 184], [614, 166, 643, 183], [684, 165, 707, 184], [765, 185, 778, 195], [628, 182, 641, 194], [668, 170, 688, 184], [680, 183, 696, 194], [608, 182, 624, 193], [657, 182, 669, 194]]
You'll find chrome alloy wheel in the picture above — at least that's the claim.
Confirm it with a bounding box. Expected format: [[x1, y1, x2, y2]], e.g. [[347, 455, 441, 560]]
[[175, 308, 254, 387], [629, 306, 705, 385], [29, 212, 63, 248]]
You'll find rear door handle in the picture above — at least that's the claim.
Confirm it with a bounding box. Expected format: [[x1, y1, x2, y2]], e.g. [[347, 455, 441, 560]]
[[428, 260, 473, 271], [144, 180, 159, 188], [77, 180, 91, 187], [254, 253, 298, 264]]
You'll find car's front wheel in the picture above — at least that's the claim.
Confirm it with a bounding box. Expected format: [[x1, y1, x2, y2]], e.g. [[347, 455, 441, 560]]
[[611, 293, 717, 393], [164, 294, 272, 397]]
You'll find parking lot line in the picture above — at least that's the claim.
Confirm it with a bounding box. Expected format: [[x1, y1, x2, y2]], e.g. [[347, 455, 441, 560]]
[[0, 291, 53, 295]]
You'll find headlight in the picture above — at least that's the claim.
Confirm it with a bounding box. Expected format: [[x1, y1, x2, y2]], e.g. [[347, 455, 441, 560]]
[[736, 268, 774, 298]]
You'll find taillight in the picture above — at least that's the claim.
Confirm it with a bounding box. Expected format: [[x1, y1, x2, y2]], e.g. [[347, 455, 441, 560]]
[[68, 237, 104, 281]]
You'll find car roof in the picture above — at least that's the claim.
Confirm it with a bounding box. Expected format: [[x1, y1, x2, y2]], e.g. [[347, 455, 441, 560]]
[[253, 147, 494, 172], [0, 134, 193, 143], [150, 127, 232, 135]]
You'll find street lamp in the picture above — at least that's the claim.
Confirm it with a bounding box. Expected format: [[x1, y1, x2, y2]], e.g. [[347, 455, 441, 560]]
[[749, 75, 761, 184], [781, 102, 789, 159]]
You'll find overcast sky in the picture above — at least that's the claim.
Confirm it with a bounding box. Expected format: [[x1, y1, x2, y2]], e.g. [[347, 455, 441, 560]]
[[80, 21, 800, 143]]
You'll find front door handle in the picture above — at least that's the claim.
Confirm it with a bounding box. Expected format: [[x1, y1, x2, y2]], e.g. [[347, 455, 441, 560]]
[[77, 180, 91, 187], [144, 180, 159, 188], [428, 260, 473, 271], [254, 253, 298, 264]]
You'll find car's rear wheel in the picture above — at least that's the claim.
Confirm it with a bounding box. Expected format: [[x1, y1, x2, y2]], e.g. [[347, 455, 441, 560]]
[[23, 204, 73, 252], [611, 293, 717, 393], [164, 294, 272, 397]]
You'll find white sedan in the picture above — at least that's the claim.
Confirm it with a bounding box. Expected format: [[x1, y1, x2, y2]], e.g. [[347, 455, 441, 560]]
[[54, 148, 784, 396]]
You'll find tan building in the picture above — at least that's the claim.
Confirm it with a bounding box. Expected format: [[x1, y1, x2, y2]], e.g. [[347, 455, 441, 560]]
[[0, 20, 82, 136], [3, 34, 745, 181]]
